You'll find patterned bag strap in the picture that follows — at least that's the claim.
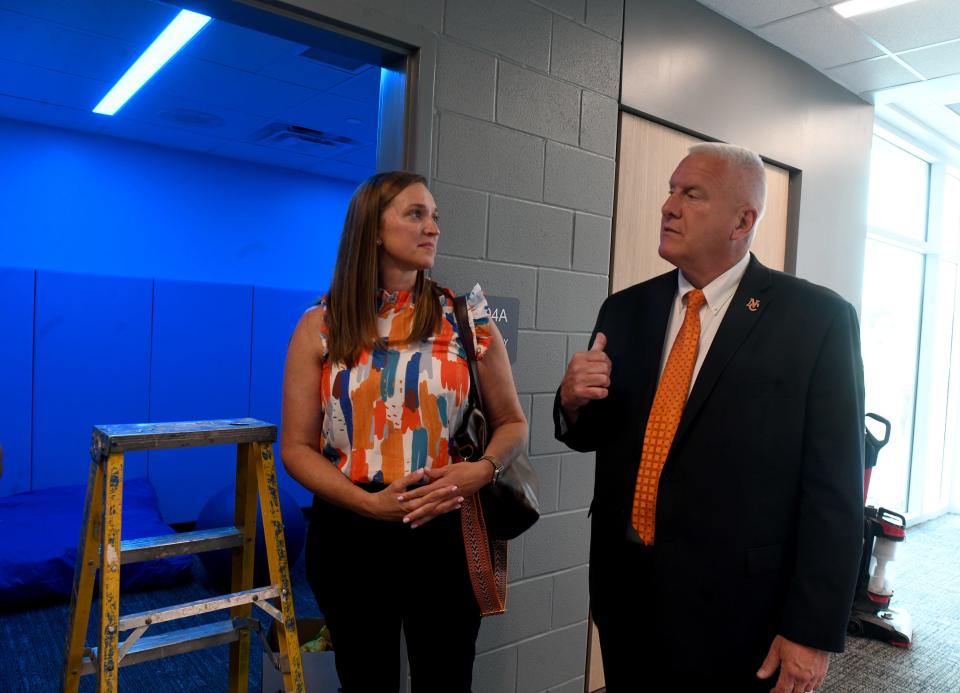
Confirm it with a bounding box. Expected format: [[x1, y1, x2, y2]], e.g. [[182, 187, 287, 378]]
[[453, 294, 508, 616], [461, 496, 508, 615]]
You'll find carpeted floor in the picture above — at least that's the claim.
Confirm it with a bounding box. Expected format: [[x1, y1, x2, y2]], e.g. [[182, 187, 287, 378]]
[[1, 514, 957, 692], [0, 554, 322, 693], [823, 513, 960, 692]]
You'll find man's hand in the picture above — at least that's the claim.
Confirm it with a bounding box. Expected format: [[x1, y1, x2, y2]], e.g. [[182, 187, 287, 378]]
[[757, 634, 830, 693], [559, 332, 611, 424]]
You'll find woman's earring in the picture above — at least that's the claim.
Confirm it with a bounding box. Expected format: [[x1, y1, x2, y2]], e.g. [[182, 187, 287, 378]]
[[376, 238, 383, 246]]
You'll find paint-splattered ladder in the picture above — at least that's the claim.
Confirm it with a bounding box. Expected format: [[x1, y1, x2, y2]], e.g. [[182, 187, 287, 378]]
[[62, 418, 305, 693]]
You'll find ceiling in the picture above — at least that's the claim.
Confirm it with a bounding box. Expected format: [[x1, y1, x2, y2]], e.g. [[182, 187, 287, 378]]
[[697, 0, 960, 155], [0, 0, 380, 182]]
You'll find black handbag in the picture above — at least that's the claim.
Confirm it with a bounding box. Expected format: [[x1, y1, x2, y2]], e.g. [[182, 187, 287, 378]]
[[452, 295, 540, 541]]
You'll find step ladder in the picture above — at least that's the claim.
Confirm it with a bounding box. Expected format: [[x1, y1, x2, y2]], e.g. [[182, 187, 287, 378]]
[[62, 418, 305, 693]]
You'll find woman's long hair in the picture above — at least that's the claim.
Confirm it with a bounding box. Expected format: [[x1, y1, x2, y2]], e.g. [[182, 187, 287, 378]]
[[326, 171, 442, 366]]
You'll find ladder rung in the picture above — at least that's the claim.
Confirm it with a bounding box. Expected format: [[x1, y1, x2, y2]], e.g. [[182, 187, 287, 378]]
[[121, 527, 244, 564], [119, 586, 281, 631], [92, 418, 276, 454], [81, 619, 251, 675]]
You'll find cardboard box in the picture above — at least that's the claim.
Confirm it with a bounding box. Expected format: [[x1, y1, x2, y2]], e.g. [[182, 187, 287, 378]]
[[261, 617, 341, 693]]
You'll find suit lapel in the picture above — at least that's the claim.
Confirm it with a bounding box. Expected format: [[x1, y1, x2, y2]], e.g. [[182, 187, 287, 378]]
[[671, 255, 774, 448]]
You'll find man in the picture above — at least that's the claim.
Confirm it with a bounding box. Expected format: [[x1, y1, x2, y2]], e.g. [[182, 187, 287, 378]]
[[555, 143, 864, 692]]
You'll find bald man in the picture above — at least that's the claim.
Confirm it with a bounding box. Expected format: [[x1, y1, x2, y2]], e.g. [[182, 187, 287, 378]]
[[555, 143, 864, 692]]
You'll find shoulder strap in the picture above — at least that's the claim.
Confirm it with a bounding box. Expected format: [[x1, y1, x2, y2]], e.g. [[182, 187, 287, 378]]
[[453, 294, 485, 413]]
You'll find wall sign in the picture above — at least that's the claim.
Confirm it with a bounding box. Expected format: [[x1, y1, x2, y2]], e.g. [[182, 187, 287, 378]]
[[485, 295, 519, 363]]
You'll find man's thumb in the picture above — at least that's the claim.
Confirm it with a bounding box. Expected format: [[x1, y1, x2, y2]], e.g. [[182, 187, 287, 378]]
[[590, 332, 607, 352], [756, 644, 780, 680]]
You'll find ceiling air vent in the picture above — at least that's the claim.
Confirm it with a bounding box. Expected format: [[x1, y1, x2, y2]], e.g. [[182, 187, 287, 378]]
[[249, 122, 360, 156]]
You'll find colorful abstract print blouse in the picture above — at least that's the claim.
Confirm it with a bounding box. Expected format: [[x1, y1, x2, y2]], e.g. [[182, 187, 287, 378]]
[[317, 284, 492, 485]]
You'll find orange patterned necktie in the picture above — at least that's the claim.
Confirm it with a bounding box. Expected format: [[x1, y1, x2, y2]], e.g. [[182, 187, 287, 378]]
[[632, 289, 706, 545]]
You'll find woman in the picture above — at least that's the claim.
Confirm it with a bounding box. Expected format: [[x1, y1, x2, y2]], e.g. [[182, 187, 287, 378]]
[[280, 171, 527, 693]]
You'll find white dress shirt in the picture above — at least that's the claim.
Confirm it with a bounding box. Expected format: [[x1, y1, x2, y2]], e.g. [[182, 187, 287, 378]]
[[659, 252, 751, 392]]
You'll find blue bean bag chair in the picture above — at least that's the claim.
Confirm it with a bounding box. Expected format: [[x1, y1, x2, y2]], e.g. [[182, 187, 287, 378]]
[[0, 476, 192, 608]]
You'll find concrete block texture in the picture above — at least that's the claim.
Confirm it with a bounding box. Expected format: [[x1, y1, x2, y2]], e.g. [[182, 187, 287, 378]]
[[432, 181, 488, 258], [496, 62, 581, 146], [436, 39, 497, 120], [532, 0, 585, 22], [530, 392, 571, 455], [509, 534, 524, 582], [488, 196, 573, 269], [544, 677, 586, 693], [530, 454, 561, 514], [566, 333, 591, 362], [357, 0, 444, 33], [550, 17, 621, 97], [559, 451, 596, 510], [536, 268, 609, 333], [522, 509, 590, 576], [431, 255, 537, 328], [586, 0, 624, 40], [477, 575, 554, 650], [513, 330, 568, 393], [572, 211, 612, 274], [519, 393, 533, 429], [579, 89, 618, 157], [552, 565, 590, 628], [438, 113, 545, 202], [543, 141, 615, 215], [445, 0, 552, 70], [473, 645, 518, 693], [516, 622, 589, 692]]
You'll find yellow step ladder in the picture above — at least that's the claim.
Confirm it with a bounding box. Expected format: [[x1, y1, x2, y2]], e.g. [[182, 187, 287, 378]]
[[62, 418, 305, 693]]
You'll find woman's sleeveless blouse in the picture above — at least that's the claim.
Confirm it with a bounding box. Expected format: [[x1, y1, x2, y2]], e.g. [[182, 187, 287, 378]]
[[316, 284, 492, 484]]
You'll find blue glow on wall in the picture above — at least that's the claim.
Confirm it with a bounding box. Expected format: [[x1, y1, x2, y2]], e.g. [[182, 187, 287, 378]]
[[0, 117, 358, 292]]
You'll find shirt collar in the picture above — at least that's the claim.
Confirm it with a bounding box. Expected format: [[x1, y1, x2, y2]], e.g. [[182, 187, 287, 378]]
[[677, 252, 751, 315]]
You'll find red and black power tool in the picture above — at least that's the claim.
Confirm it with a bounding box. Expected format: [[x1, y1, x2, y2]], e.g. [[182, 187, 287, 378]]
[[847, 413, 912, 647]]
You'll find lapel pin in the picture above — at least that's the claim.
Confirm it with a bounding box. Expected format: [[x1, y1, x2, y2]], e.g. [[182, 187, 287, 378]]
[[746, 298, 760, 312]]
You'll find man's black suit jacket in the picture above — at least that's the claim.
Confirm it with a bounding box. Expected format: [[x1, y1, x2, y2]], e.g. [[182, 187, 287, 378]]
[[555, 255, 865, 674]]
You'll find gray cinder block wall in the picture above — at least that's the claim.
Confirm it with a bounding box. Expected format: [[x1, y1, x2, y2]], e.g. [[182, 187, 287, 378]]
[[429, 3, 622, 692], [283, 0, 623, 690]]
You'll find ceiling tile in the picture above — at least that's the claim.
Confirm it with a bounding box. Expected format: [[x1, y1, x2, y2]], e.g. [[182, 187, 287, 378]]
[[211, 140, 327, 170], [898, 40, 960, 80], [0, 0, 383, 176], [327, 66, 380, 103], [118, 91, 269, 142], [148, 55, 317, 118], [0, 9, 138, 82], [0, 57, 107, 110], [826, 56, 920, 93], [843, 0, 960, 53], [259, 54, 355, 92], [183, 21, 305, 74], [335, 145, 376, 168], [0, 0, 177, 46], [697, 0, 819, 29], [757, 8, 883, 68], [279, 93, 378, 145]]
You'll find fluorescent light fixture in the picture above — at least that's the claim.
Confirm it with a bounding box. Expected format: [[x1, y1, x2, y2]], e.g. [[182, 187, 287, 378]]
[[93, 9, 211, 116], [832, 0, 921, 19]]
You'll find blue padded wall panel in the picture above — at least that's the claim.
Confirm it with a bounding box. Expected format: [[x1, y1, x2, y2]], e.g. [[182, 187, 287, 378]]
[[0, 268, 35, 496], [33, 271, 152, 489], [149, 280, 253, 523], [249, 286, 320, 508]]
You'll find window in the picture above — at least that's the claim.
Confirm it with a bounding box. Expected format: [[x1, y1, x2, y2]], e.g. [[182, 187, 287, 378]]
[[860, 130, 960, 519]]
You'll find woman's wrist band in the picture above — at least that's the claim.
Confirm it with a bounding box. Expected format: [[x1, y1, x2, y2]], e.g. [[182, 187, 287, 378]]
[[476, 454, 503, 485]]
